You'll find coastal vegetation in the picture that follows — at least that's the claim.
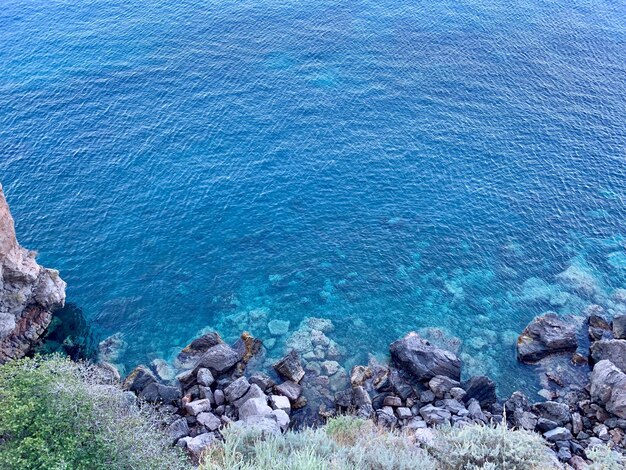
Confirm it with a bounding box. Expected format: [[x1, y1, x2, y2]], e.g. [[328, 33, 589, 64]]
[[1, 354, 623, 469], [0, 355, 187, 470]]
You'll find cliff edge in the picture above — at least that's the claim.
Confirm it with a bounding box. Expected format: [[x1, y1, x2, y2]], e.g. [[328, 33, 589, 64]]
[[0, 184, 66, 362]]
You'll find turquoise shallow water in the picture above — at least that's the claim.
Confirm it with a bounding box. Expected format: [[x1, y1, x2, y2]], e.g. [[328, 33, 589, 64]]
[[2, 0, 626, 396]]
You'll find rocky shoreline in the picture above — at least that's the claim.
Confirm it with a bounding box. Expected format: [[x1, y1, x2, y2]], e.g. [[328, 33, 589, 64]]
[[107, 307, 625, 469], [1, 185, 625, 468]]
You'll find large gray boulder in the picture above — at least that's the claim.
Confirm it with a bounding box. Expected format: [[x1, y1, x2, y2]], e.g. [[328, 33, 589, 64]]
[[532, 401, 571, 427], [516, 312, 577, 363], [390, 332, 461, 382], [175, 332, 222, 369], [196, 343, 239, 375], [0, 184, 66, 363], [590, 339, 626, 374], [590, 360, 626, 419]]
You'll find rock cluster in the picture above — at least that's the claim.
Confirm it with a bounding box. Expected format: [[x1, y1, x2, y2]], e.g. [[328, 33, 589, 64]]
[[509, 310, 626, 465], [122, 331, 303, 462], [0, 184, 66, 362], [334, 332, 497, 432], [117, 308, 626, 467]]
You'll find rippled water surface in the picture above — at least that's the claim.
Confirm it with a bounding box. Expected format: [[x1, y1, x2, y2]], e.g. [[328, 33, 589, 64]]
[[2, 0, 626, 396]]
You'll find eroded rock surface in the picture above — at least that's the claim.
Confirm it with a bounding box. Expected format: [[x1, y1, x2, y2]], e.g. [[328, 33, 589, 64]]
[[0, 184, 66, 362], [516, 312, 578, 363]]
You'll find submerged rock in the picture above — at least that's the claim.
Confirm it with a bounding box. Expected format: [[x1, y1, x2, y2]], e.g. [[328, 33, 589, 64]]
[[0, 184, 66, 362], [390, 332, 461, 382], [516, 312, 578, 363]]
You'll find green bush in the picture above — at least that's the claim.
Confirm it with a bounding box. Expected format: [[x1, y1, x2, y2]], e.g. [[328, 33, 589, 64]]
[[201, 416, 436, 470], [587, 444, 625, 470], [428, 420, 557, 470], [0, 355, 188, 470], [201, 416, 562, 470]]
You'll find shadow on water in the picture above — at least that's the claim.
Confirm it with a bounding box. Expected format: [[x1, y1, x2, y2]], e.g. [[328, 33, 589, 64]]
[[35, 303, 97, 361]]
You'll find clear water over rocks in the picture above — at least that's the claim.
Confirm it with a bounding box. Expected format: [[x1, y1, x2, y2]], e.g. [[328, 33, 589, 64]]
[[1, 0, 626, 397]]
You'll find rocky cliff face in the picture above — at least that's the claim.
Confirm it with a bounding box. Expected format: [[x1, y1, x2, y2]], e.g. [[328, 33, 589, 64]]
[[0, 184, 66, 362]]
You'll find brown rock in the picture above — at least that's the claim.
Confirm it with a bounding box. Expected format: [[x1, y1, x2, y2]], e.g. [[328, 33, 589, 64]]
[[0, 184, 66, 363]]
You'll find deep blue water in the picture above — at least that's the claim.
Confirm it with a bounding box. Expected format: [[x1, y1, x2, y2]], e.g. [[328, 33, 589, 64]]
[[2, 0, 626, 397]]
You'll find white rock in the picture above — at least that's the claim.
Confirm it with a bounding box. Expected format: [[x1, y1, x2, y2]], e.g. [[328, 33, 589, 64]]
[[270, 394, 291, 413], [185, 399, 212, 416]]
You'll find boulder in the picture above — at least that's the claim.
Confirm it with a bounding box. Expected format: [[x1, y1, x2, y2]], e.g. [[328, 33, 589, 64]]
[[396, 407, 412, 419], [463, 375, 497, 408], [268, 319, 290, 336], [123, 365, 157, 393], [590, 360, 626, 419], [532, 401, 571, 427], [234, 415, 281, 435], [175, 332, 222, 369], [238, 397, 272, 420], [197, 412, 221, 431], [233, 384, 265, 408], [334, 390, 353, 408], [376, 408, 398, 428], [513, 410, 537, 431], [196, 343, 239, 375], [166, 418, 189, 442], [613, 315, 626, 340], [185, 433, 216, 461], [544, 427, 573, 442], [516, 313, 578, 362], [442, 399, 466, 415], [428, 375, 460, 399], [353, 386, 373, 418], [249, 372, 275, 392], [224, 377, 250, 403], [185, 399, 212, 416], [383, 395, 402, 407], [273, 350, 305, 383], [504, 391, 530, 415], [467, 398, 486, 423], [270, 394, 291, 413], [271, 409, 290, 431], [274, 381, 302, 401], [590, 339, 626, 373], [350, 365, 372, 387], [419, 404, 451, 425], [390, 332, 461, 381], [196, 368, 214, 387], [140, 383, 181, 405]]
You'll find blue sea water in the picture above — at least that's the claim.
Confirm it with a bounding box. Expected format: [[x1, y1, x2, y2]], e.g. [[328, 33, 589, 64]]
[[2, 0, 626, 397]]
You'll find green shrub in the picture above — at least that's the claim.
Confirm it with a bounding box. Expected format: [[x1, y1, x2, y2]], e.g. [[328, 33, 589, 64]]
[[325, 415, 372, 445], [429, 420, 557, 470], [201, 416, 436, 470], [0, 355, 188, 470], [587, 444, 625, 470]]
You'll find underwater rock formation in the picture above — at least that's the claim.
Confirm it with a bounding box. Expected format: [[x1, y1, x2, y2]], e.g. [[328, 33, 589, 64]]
[[0, 184, 66, 362], [516, 312, 578, 363]]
